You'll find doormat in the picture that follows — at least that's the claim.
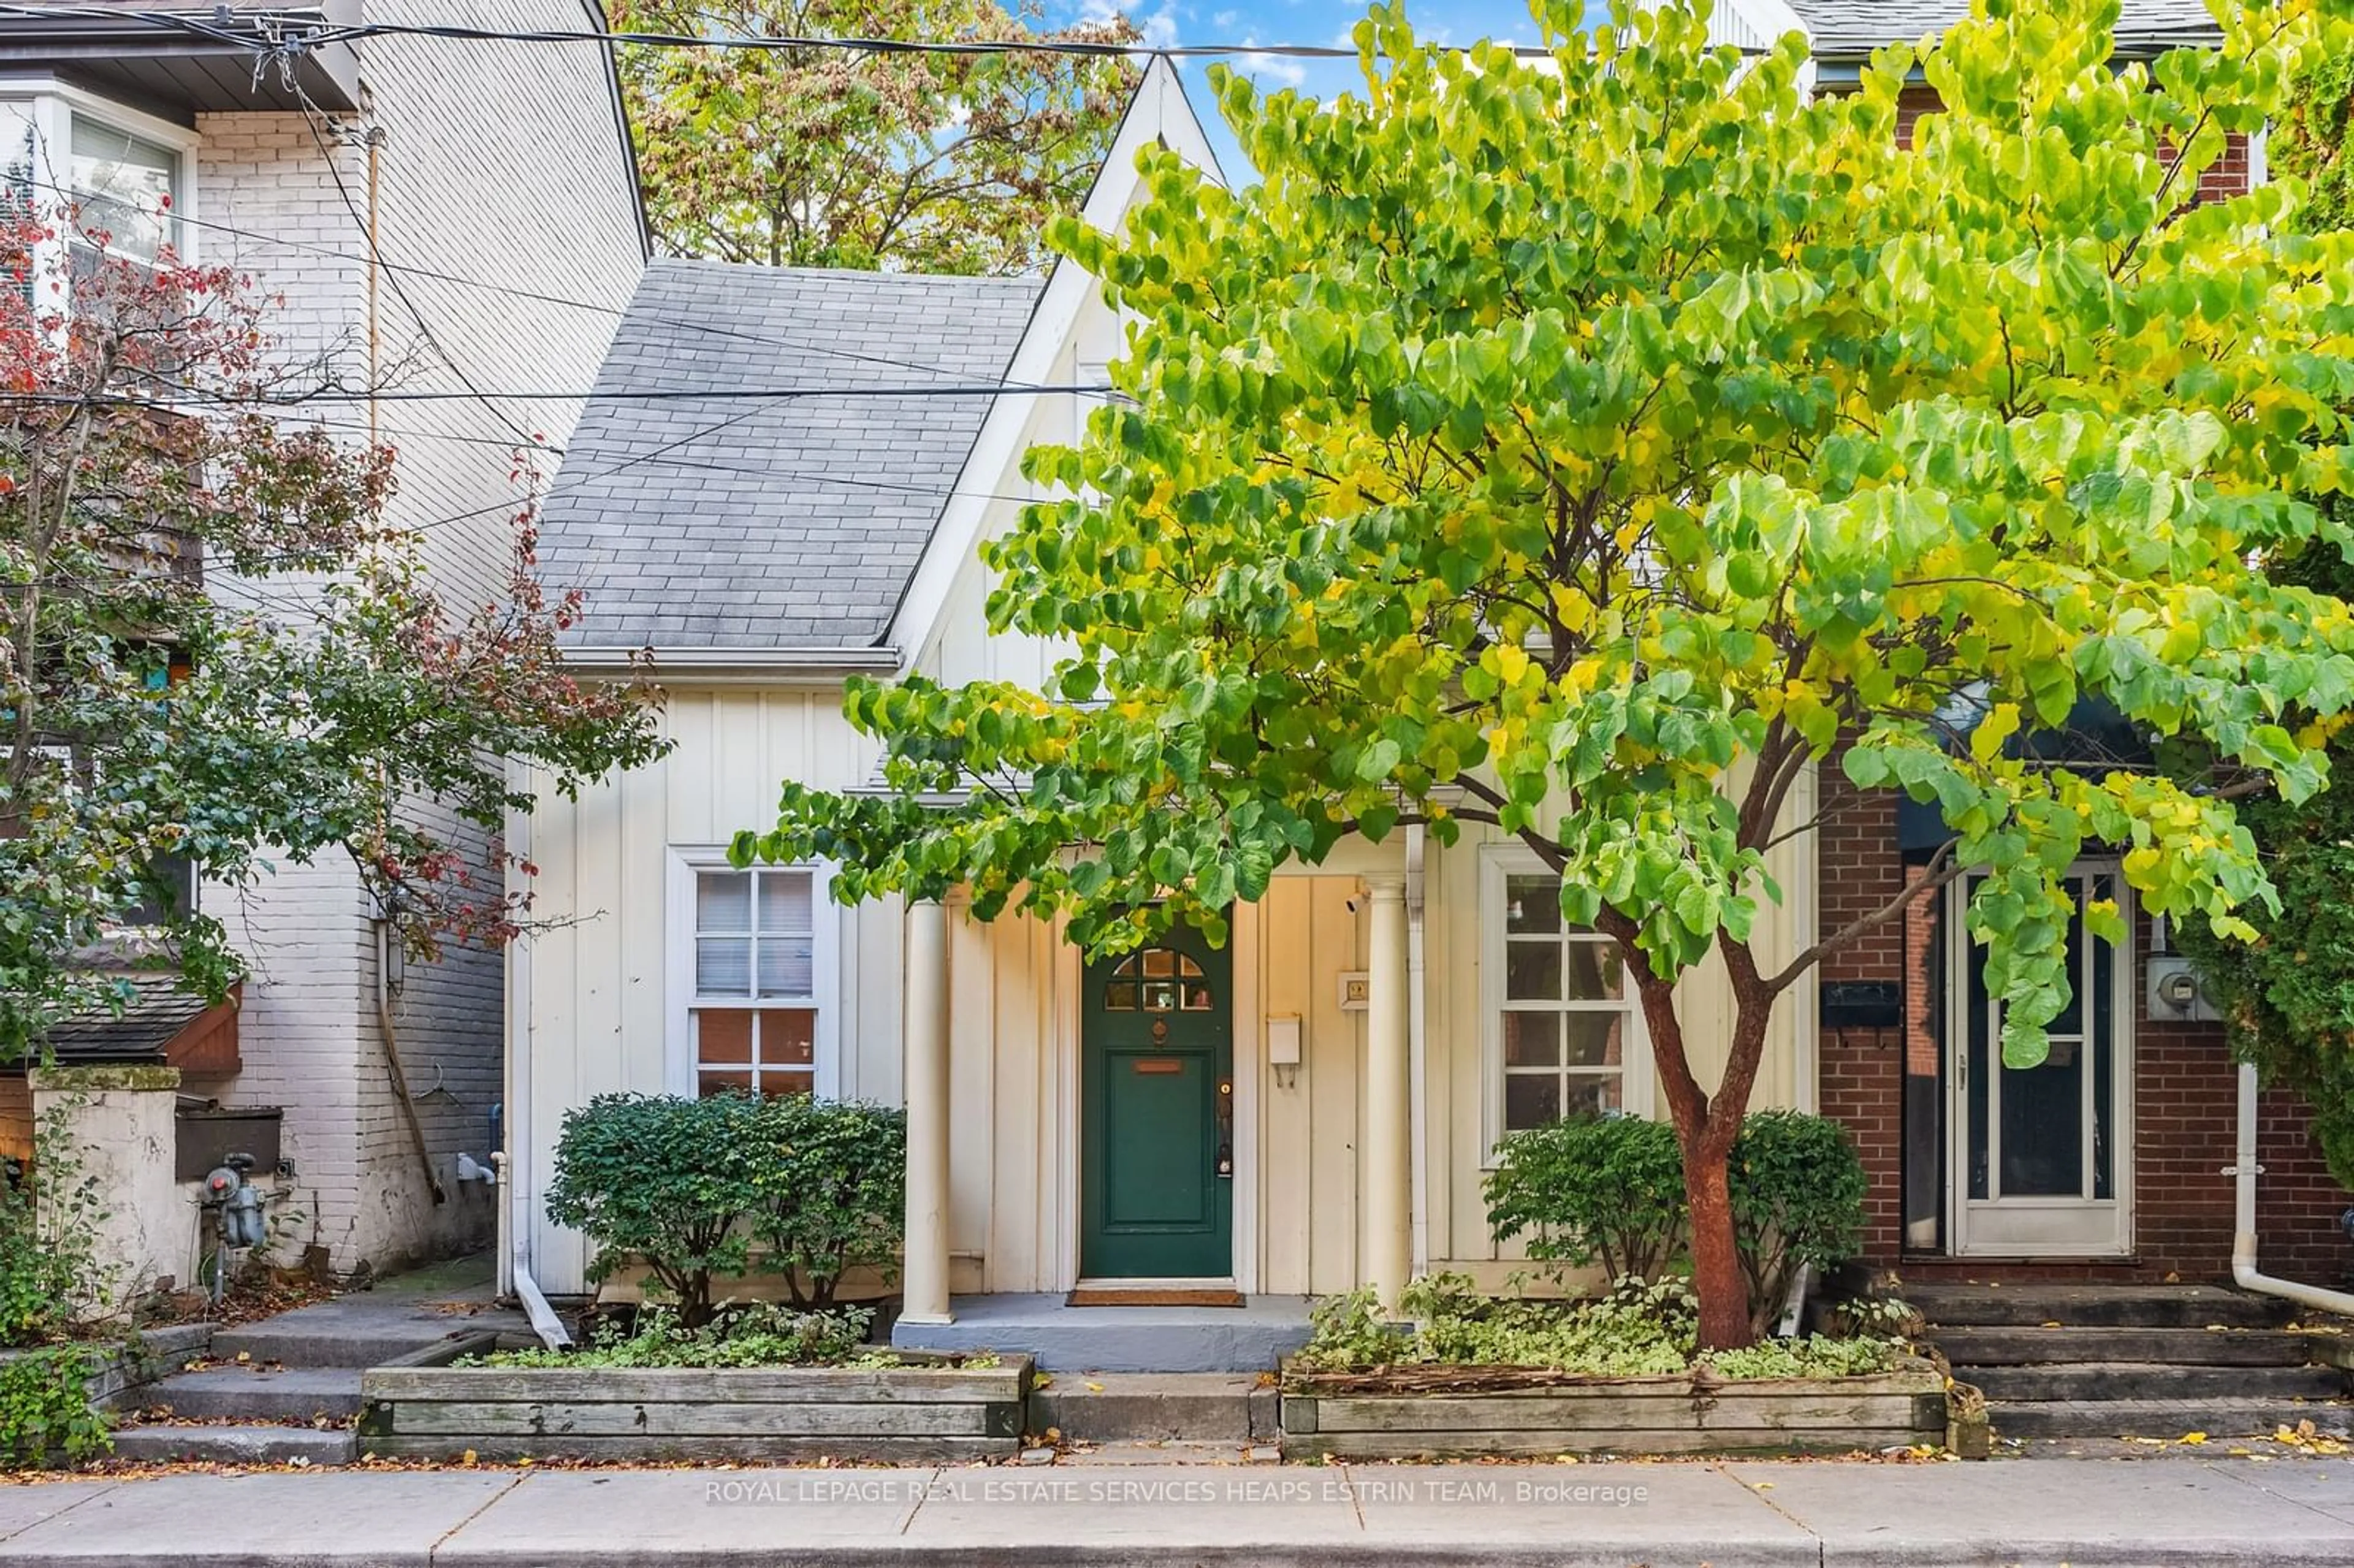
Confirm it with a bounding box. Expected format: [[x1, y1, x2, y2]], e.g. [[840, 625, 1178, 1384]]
[[1065, 1287, 1244, 1309]]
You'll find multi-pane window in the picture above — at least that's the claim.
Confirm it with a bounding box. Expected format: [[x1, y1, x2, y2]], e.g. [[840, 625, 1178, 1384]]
[[689, 866, 817, 1098], [70, 115, 180, 264], [1495, 870, 1638, 1132]]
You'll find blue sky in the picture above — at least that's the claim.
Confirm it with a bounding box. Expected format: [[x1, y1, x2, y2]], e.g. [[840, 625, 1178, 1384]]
[[1049, 1, 1574, 178]]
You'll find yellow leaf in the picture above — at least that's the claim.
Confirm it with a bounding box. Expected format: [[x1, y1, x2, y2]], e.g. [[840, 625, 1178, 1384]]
[[1085, 1380, 1105, 1393], [2179, 1431, 2208, 1445], [462, 1448, 478, 1465]]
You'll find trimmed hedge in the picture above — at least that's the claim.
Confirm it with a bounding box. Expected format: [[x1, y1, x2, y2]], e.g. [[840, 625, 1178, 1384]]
[[544, 1092, 906, 1326]]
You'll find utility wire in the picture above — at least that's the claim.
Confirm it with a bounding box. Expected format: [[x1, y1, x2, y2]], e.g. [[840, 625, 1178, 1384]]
[[0, 6, 1495, 61], [0, 380, 1113, 408], [292, 84, 544, 449]]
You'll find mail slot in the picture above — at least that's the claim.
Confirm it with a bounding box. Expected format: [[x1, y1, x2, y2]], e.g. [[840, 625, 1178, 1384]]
[[1132, 1057, 1184, 1075]]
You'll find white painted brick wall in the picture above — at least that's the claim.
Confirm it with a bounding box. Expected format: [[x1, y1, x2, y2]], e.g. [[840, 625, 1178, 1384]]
[[188, 0, 646, 1276]]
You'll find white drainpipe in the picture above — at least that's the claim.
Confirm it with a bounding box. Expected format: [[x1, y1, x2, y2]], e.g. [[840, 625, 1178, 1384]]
[[2230, 1061, 2354, 1318]]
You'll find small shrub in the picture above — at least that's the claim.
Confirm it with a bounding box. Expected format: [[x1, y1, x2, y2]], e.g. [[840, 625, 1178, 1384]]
[[1707, 1334, 1900, 1381], [1728, 1111, 1868, 1334], [751, 1098, 905, 1307], [543, 1093, 772, 1328], [0, 1345, 111, 1467], [1295, 1273, 1899, 1383], [475, 1303, 874, 1370], [1292, 1287, 1414, 1372], [1484, 1115, 1685, 1282]]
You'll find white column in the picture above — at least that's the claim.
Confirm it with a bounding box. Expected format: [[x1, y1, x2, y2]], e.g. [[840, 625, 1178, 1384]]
[[901, 898, 953, 1325], [1363, 874, 1412, 1311]]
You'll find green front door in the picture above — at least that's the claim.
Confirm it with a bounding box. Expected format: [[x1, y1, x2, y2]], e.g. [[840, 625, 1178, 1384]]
[[1080, 929, 1233, 1279]]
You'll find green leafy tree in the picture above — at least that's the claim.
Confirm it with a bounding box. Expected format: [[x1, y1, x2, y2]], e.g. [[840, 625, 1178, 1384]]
[[614, 0, 1140, 272], [0, 210, 668, 1057], [2170, 36, 2354, 1190], [739, 0, 2354, 1348]]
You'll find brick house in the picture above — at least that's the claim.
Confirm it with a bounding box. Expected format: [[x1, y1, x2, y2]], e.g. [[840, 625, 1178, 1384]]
[[0, 0, 649, 1287], [1704, 0, 2354, 1292]]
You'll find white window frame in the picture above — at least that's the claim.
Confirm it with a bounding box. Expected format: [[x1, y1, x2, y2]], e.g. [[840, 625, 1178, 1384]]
[[0, 78, 200, 280], [665, 848, 840, 1100], [1479, 843, 1653, 1162]]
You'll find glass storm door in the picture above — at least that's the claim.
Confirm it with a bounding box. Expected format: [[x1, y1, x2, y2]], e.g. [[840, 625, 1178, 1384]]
[[1080, 930, 1233, 1279], [1948, 864, 2134, 1257]]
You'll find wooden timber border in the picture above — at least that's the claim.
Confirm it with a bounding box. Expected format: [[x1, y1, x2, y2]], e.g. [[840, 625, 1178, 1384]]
[[359, 1342, 1030, 1463], [1279, 1358, 1949, 1459]]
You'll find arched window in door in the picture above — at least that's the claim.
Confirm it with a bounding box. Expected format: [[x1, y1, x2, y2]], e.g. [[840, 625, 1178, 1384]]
[[1102, 948, 1214, 1013]]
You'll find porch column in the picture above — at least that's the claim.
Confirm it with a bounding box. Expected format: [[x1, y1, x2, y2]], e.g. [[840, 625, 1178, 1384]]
[[1364, 873, 1412, 1311], [901, 897, 953, 1325]]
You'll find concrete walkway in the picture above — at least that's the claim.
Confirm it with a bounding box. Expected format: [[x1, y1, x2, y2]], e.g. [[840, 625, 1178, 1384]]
[[2, 1455, 2352, 1565]]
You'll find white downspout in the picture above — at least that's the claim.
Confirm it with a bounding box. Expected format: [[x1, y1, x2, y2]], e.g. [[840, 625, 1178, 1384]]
[[2230, 1061, 2354, 1318], [1406, 825, 1430, 1279]]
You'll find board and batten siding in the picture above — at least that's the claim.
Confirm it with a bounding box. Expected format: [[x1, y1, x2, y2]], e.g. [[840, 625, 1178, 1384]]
[[516, 686, 905, 1296], [517, 683, 1820, 1298]]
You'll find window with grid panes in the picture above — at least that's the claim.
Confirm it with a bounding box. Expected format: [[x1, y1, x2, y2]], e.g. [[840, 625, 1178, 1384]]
[[1496, 871, 1637, 1130], [689, 866, 817, 1098]]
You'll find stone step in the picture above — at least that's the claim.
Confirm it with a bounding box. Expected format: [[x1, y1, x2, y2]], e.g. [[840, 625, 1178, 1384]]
[[109, 1423, 359, 1466], [209, 1313, 480, 1369], [893, 1294, 1312, 1374], [1960, 1360, 2348, 1403], [1987, 1398, 2354, 1441], [132, 1366, 364, 1423], [1908, 1283, 2291, 1330], [1924, 1325, 2317, 1367], [1027, 1374, 1278, 1444]]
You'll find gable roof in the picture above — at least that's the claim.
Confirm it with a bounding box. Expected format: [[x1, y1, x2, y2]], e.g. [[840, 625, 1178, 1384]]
[[538, 262, 1042, 654], [1769, 0, 2223, 59], [544, 55, 1224, 671]]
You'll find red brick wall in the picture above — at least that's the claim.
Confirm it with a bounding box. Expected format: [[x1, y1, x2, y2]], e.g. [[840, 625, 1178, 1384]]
[[1811, 767, 2354, 1288]]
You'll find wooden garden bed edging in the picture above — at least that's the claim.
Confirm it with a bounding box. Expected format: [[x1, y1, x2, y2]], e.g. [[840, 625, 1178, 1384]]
[[358, 1343, 1031, 1463], [1279, 1357, 1948, 1459]]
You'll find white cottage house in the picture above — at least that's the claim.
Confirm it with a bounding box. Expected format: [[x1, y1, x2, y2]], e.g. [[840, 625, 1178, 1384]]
[[517, 60, 1819, 1368]]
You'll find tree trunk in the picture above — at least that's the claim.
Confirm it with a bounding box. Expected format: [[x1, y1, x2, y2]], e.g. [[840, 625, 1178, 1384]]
[[1682, 1127, 1752, 1351], [1631, 964, 1767, 1353]]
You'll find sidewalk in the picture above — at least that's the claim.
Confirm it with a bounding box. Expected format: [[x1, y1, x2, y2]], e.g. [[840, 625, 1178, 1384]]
[[3, 1455, 2353, 1566]]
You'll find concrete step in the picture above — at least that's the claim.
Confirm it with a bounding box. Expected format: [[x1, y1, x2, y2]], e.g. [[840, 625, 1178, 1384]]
[[1909, 1283, 2291, 1330], [1988, 1397, 2354, 1441], [133, 1366, 364, 1423], [109, 1423, 359, 1466], [208, 1300, 500, 1369], [1924, 1325, 2316, 1366], [893, 1294, 1312, 1373], [1960, 1360, 2349, 1402], [1027, 1374, 1278, 1444]]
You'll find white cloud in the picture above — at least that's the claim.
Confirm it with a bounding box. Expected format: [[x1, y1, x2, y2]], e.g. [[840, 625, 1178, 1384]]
[[1237, 35, 1309, 87]]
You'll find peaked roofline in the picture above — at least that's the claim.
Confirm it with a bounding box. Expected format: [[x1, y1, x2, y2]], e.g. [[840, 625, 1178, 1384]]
[[881, 54, 1227, 664]]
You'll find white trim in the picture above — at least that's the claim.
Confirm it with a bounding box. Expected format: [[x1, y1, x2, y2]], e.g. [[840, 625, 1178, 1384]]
[[1946, 861, 2136, 1258], [566, 646, 899, 683], [884, 56, 1228, 664], [500, 786, 533, 1302], [1054, 919, 1082, 1292], [1476, 843, 1653, 1163], [664, 848, 841, 1099], [0, 79, 202, 264], [1230, 898, 1262, 1296]]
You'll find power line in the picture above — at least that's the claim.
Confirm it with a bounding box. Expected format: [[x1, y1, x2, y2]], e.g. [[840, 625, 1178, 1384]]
[[294, 86, 544, 448], [0, 7, 1467, 62], [2, 378, 1112, 408], [20, 171, 1030, 386]]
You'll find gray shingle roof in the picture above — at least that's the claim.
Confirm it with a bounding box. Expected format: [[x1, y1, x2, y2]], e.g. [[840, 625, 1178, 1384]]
[[541, 261, 1045, 652], [1783, 1, 2222, 57]]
